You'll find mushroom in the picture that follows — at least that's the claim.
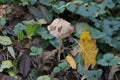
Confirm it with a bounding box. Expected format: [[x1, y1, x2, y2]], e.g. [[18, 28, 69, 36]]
[[47, 18, 74, 61], [47, 18, 74, 38]]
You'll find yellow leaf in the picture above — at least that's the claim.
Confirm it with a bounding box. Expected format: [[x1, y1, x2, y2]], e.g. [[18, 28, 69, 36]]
[[66, 55, 76, 69], [79, 30, 98, 69]]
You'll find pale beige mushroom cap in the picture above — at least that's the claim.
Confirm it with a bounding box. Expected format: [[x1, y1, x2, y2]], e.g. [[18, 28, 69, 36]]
[[47, 18, 74, 38]]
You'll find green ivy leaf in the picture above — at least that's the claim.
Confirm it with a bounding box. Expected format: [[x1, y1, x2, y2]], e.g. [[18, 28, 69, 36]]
[[94, 69, 103, 78], [30, 46, 43, 56], [53, 67, 61, 73], [13, 23, 26, 40], [52, 1, 65, 14], [58, 1, 65, 13], [75, 23, 106, 39], [40, 40, 49, 49], [58, 61, 68, 70], [49, 38, 59, 48], [84, 70, 95, 77], [76, 5, 97, 17], [66, 4, 77, 12], [97, 59, 109, 66], [39, 0, 51, 6], [108, 58, 120, 66], [76, 54, 103, 78], [76, 54, 85, 75], [52, 4, 59, 14], [89, 27, 106, 39], [75, 53, 83, 64], [0, 17, 6, 26], [87, 77, 98, 80], [36, 27, 54, 40], [103, 19, 113, 36], [89, 17, 101, 28], [13, 23, 26, 33], [102, 0, 115, 8], [97, 53, 120, 66], [94, 3, 106, 16], [45, 10, 53, 21], [100, 36, 120, 49], [30, 0, 37, 5], [83, 69, 103, 79], [77, 63, 85, 75], [103, 53, 114, 61], [102, 19, 120, 36], [96, 53, 103, 61]]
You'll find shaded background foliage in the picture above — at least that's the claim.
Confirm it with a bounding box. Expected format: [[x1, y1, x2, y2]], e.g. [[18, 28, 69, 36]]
[[0, 0, 120, 80]]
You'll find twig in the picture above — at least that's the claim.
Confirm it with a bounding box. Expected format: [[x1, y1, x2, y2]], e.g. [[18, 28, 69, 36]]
[[58, 38, 62, 61], [58, 1, 84, 10]]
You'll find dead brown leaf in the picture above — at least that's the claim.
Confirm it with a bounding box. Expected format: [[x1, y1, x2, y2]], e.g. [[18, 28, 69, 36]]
[[28, 6, 47, 20], [71, 45, 79, 56], [0, 73, 16, 80], [19, 53, 32, 77], [37, 49, 57, 71], [6, 4, 24, 20], [38, 5, 50, 22], [0, 4, 8, 18], [108, 65, 120, 80], [94, 0, 102, 3]]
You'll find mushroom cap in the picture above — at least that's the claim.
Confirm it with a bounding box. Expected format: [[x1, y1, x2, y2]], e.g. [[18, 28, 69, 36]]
[[47, 18, 74, 38]]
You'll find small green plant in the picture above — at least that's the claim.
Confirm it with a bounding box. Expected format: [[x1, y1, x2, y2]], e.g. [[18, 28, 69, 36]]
[[52, 1, 65, 14], [25, 24, 39, 39], [39, 0, 51, 6], [37, 75, 50, 80], [0, 17, 7, 35], [0, 60, 17, 78], [13, 19, 47, 40], [97, 53, 120, 66], [36, 27, 53, 40], [30, 46, 43, 56], [53, 67, 61, 73], [0, 17, 6, 26], [0, 60, 13, 72], [13, 23, 26, 40], [53, 61, 68, 73], [13, 23, 40, 40]]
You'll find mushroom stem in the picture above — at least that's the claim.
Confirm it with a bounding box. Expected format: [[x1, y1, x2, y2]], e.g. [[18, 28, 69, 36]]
[[58, 38, 62, 61]]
